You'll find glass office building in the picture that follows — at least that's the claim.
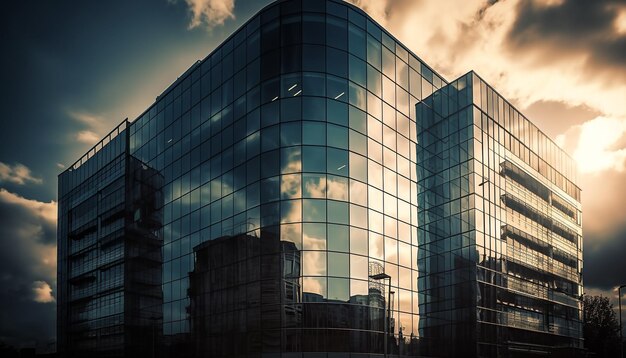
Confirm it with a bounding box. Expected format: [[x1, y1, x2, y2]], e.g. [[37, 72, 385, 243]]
[[58, 1, 583, 357], [57, 121, 164, 357], [416, 72, 583, 357]]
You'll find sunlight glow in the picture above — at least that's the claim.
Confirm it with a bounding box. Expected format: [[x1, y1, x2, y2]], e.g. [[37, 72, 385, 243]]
[[615, 8, 626, 35], [573, 117, 626, 173]]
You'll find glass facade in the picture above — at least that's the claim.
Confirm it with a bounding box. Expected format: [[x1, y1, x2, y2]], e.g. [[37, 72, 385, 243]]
[[416, 72, 583, 357], [58, 1, 583, 358], [58, 121, 164, 357]]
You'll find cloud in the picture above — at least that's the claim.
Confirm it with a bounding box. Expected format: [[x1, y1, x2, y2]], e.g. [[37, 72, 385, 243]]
[[0, 188, 57, 227], [508, 0, 626, 83], [0, 188, 57, 346], [345, 0, 626, 127], [67, 110, 108, 145], [173, 0, 235, 30], [67, 110, 103, 127], [583, 222, 626, 291], [348, 0, 391, 24], [0, 162, 43, 185], [616, 6, 626, 34], [76, 130, 100, 144], [32, 281, 55, 303], [570, 116, 626, 173]]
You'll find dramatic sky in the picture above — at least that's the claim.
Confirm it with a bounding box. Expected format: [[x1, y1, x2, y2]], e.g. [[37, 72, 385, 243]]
[[1, 0, 625, 349]]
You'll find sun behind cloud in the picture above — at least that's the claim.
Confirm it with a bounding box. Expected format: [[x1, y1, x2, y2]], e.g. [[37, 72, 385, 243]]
[[573, 116, 626, 173]]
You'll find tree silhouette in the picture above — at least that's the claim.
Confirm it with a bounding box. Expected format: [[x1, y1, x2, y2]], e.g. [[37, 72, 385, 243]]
[[583, 294, 620, 357]]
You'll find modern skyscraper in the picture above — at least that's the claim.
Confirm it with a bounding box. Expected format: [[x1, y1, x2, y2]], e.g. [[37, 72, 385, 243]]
[[57, 1, 583, 357], [416, 72, 583, 357], [58, 122, 164, 357]]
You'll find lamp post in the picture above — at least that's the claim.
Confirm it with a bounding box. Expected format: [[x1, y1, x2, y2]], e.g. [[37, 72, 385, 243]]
[[617, 285, 626, 358], [150, 316, 158, 358], [370, 272, 392, 358]]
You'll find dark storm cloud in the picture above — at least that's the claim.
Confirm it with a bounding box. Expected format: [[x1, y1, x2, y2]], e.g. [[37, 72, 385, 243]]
[[508, 0, 626, 80], [579, 168, 626, 291], [584, 224, 626, 290], [0, 190, 56, 348]]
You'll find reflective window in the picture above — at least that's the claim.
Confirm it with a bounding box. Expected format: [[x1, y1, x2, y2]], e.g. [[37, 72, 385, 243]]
[[302, 121, 326, 145], [326, 16, 348, 50], [348, 24, 366, 59], [302, 173, 326, 199], [61, 2, 445, 356], [327, 148, 348, 176], [303, 199, 327, 222], [302, 14, 325, 45], [302, 146, 327, 172]]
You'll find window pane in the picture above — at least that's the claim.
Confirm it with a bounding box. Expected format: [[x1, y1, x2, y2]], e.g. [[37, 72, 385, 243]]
[[302, 121, 326, 145], [349, 82, 367, 112], [396, 57, 409, 90], [326, 175, 348, 201], [327, 100, 347, 127], [281, 199, 301, 223], [349, 129, 367, 156], [281, 146, 302, 174], [327, 75, 348, 102], [303, 199, 327, 222], [280, 223, 302, 250], [327, 124, 348, 149], [281, 122, 302, 146], [349, 55, 367, 88], [328, 252, 349, 276], [349, 152, 367, 182], [326, 47, 347, 78], [349, 179, 368, 207], [328, 224, 349, 252], [303, 277, 327, 298], [261, 125, 279, 152], [302, 173, 326, 198], [348, 23, 366, 59], [367, 35, 381, 69], [302, 146, 327, 172], [349, 106, 367, 134], [282, 15, 302, 46], [367, 65, 381, 97], [303, 72, 326, 97], [328, 277, 349, 301], [328, 200, 349, 224], [281, 173, 302, 199], [303, 14, 326, 45], [302, 97, 326, 122], [382, 46, 395, 80], [350, 227, 368, 256], [303, 222, 326, 250], [303, 251, 327, 275], [327, 148, 349, 176], [369, 232, 384, 260], [327, 16, 347, 49]]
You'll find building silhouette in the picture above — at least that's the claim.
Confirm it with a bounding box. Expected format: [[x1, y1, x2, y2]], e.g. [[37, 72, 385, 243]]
[[57, 0, 583, 357]]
